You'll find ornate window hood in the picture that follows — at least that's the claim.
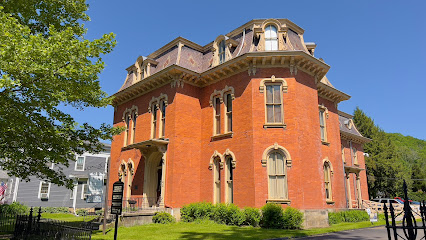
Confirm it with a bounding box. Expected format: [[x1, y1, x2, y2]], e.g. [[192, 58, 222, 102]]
[[122, 138, 169, 153]]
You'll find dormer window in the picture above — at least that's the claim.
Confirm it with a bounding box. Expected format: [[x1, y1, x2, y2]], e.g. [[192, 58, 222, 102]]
[[219, 40, 226, 64], [265, 25, 278, 51]]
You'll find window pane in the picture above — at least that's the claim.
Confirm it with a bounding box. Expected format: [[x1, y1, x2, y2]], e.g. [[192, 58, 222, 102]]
[[275, 153, 284, 174], [319, 111, 324, 125], [276, 176, 285, 199], [269, 26, 277, 38], [265, 40, 272, 51], [320, 127, 325, 141], [226, 94, 232, 112], [266, 86, 273, 103], [268, 154, 275, 175], [269, 176, 276, 198], [274, 106, 282, 123], [267, 105, 274, 123], [215, 98, 221, 113], [228, 114, 232, 132], [271, 40, 278, 51], [273, 86, 281, 103]]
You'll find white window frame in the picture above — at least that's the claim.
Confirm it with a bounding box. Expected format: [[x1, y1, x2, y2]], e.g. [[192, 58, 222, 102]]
[[353, 147, 358, 165], [265, 25, 278, 51], [159, 100, 166, 138], [75, 156, 85, 171], [213, 96, 222, 135], [218, 40, 226, 64], [324, 161, 333, 202], [224, 92, 233, 133], [267, 151, 288, 200], [151, 103, 158, 139], [319, 105, 328, 144], [38, 181, 51, 199], [265, 84, 284, 124]]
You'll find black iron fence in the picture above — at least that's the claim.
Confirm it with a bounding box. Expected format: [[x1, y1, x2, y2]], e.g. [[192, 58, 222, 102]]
[[384, 181, 426, 240], [0, 207, 93, 240]]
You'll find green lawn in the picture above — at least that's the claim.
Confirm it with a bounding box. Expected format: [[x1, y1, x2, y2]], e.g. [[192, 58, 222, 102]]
[[41, 213, 97, 222], [91, 219, 387, 240]]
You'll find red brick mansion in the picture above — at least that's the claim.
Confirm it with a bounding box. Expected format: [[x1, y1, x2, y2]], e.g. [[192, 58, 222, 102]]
[[109, 19, 370, 224]]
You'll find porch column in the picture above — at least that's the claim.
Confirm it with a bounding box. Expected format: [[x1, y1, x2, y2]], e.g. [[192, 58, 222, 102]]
[[142, 152, 150, 208], [356, 173, 362, 208], [346, 172, 352, 208], [157, 145, 167, 208]]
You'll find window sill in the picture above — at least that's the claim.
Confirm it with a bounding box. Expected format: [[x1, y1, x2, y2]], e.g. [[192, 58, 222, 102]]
[[267, 199, 291, 204], [211, 132, 233, 141], [326, 200, 335, 204], [263, 123, 286, 129], [321, 141, 330, 146]]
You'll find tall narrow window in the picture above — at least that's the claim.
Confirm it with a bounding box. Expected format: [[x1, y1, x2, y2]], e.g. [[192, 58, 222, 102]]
[[131, 112, 137, 144], [151, 103, 157, 139], [341, 146, 345, 163], [319, 108, 327, 142], [75, 156, 85, 171], [219, 40, 226, 64], [268, 151, 287, 200], [324, 162, 332, 201], [213, 158, 221, 203], [225, 93, 232, 132], [124, 114, 130, 146], [214, 97, 221, 135], [160, 100, 166, 138], [265, 25, 278, 51], [265, 85, 282, 123], [226, 157, 233, 203], [353, 147, 358, 165]]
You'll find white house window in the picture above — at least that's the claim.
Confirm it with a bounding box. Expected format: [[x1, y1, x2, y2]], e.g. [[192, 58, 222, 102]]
[[268, 151, 287, 200], [75, 156, 85, 171], [219, 40, 226, 64], [265, 25, 278, 51], [265, 85, 283, 123], [39, 182, 50, 199]]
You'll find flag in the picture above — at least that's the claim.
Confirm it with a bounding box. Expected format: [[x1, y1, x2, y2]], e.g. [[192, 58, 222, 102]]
[[0, 182, 7, 200]]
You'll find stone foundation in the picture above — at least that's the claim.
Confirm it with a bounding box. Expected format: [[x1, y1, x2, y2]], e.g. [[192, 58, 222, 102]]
[[302, 209, 329, 228]]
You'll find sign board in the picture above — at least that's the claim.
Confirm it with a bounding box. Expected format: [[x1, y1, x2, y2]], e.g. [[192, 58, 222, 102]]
[[111, 181, 124, 215]]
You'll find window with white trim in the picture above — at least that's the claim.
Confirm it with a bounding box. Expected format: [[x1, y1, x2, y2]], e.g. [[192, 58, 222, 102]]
[[124, 114, 130, 146], [324, 161, 332, 201], [225, 156, 233, 203], [39, 181, 50, 199], [265, 25, 278, 51], [131, 111, 137, 144], [341, 146, 345, 163], [267, 151, 288, 200], [265, 85, 283, 124], [75, 156, 85, 171]]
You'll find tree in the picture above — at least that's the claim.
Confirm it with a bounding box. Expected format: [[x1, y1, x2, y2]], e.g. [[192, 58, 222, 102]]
[[0, 0, 119, 188], [353, 107, 411, 198]]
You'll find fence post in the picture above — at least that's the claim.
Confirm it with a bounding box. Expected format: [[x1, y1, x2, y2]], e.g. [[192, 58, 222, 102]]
[[383, 203, 392, 240], [421, 201, 426, 240], [36, 206, 41, 235], [27, 207, 33, 236], [389, 203, 398, 240]]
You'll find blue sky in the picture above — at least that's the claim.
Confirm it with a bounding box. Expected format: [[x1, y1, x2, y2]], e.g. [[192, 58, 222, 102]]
[[73, 0, 426, 140]]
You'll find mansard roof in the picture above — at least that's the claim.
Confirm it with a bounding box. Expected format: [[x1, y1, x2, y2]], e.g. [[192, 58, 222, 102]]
[[339, 111, 371, 144], [112, 19, 350, 106]]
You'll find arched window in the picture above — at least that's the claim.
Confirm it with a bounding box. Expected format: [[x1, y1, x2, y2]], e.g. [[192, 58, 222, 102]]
[[265, 25, 278, 51], [225, 156, 233, 203], [219, 40, 226, 64], [324, 161, 332, 201], [159, 100, 166, 138], [213, 157, 221, 203], [268, 151, 287, 200]]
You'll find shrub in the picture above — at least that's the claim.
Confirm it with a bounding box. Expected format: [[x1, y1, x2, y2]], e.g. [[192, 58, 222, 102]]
[[260, 203, 285, 229], [152, 212, 176, 224], [242, 207, 261, 227], [212, 203, 227, 224], [282, 207, 303, 229], [181, 202, 214, 222], [0, 202, 28, 215], [212, 203, 244, 226], [328, 210, 369, 224], [95, 209, 104, 216], [76, 209, 88, 216]]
